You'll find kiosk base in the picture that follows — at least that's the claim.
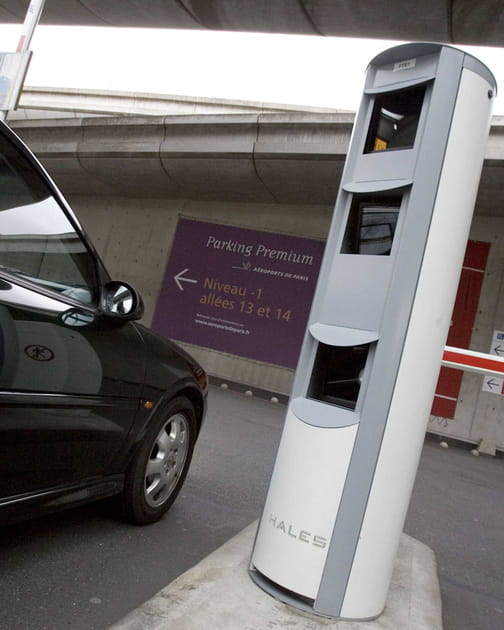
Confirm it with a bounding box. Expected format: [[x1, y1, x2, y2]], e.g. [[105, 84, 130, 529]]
[[108, 521, 443, 630]]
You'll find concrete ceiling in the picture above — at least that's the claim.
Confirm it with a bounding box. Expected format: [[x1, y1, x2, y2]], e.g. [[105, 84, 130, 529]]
[[1, 1, 504, 47]]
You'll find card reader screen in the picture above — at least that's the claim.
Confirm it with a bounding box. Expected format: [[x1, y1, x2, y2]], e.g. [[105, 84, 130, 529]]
[[308, 343, 370, 410], [364, 84, 426, 153]]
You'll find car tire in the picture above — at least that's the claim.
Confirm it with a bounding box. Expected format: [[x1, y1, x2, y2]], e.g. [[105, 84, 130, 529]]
[[122, 397, 197, 525]]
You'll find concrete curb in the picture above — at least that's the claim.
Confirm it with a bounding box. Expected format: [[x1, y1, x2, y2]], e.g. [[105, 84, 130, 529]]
[[108, 521, 443, 630]]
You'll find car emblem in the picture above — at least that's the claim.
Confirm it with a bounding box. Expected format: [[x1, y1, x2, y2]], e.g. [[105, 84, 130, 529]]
[[24, 344, 55, 362]]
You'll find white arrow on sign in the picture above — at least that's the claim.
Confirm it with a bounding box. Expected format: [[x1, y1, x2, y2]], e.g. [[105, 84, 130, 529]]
[[174, 268, 198, 291]]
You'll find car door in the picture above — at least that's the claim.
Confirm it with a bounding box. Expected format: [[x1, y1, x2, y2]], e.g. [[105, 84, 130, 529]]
[[0, 123, 146, 499]]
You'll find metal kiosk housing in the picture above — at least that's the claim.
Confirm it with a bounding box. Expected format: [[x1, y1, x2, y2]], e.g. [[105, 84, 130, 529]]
[[249, 43, 496, 620]]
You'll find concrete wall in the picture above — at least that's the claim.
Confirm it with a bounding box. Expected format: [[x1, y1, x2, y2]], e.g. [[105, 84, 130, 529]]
[[71, 194, 333, 396]]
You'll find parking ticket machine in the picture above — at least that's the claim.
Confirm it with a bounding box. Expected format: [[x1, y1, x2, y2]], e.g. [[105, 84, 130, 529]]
[[250, 43, 496, 620]]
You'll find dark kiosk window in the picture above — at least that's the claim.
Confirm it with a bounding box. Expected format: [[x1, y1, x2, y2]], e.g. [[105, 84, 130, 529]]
[[342, 195, 401, 255], [365, 84, 426, 153], [309, 343, 370, 410]]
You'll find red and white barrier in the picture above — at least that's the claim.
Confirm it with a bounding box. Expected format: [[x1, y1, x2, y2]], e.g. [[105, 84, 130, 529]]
[[442, 345, 504, 377]]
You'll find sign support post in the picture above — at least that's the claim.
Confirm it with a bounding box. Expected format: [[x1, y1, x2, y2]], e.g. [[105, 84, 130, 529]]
[[0, 0, 46, 121]]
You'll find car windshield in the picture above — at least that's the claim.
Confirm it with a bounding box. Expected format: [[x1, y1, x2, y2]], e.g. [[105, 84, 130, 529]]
[[0, 130, 97, 303]]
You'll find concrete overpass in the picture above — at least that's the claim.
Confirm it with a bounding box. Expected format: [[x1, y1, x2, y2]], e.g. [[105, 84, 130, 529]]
[[10, 105, 504, 219], [1, 0, 504, 47]]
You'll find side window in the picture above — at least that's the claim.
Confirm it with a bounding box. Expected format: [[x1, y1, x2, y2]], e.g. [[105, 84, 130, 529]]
[[0, 133, 97, 304]]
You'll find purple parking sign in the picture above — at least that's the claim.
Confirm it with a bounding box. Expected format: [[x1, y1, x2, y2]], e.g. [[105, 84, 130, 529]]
[[152, 218, 325, 369]]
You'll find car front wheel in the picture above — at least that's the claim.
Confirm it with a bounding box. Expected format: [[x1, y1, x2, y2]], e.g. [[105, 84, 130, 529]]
[[122, 397, 197, 525]]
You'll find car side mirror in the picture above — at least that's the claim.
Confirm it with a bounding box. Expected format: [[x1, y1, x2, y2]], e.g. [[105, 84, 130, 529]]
[[100, 281, 144, 321]]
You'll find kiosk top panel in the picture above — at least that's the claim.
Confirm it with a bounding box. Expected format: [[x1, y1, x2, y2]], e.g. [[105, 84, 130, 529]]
[[367, 43, 497, 94]]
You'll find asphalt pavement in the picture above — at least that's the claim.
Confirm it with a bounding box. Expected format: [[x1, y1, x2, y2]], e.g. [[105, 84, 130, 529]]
[[0, 385, 502, 630]]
